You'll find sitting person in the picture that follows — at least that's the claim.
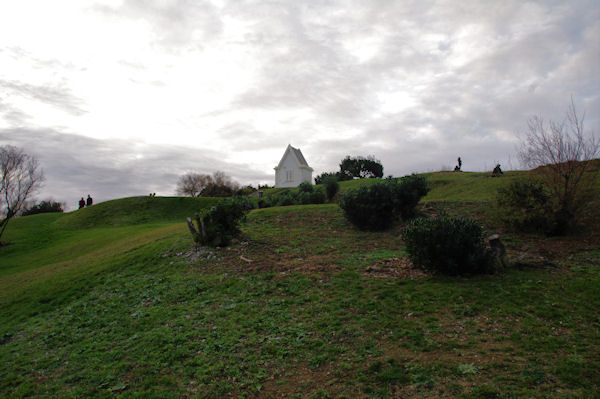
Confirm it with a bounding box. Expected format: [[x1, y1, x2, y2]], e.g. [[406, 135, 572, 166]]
[[492, 163, 503, 176]]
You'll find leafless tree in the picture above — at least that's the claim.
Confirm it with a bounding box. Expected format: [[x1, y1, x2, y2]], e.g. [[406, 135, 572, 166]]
[[211, 171, 240, 191], [175, 173, 211, 197], [176, 171, 241, 197], [518, 98, 599, 232], [0, 145, 45, 242]]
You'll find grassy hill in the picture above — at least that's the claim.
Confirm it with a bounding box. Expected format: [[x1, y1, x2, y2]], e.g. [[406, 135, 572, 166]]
[[0, 172, 598, 398]]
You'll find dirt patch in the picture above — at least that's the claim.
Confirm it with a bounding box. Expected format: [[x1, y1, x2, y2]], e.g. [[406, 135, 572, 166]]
[[363, 257, 427, 279]]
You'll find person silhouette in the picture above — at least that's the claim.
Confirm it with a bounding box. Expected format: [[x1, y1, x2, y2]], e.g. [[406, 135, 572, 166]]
[[78, 197, 85, 209], [86, 194, 93, 207]]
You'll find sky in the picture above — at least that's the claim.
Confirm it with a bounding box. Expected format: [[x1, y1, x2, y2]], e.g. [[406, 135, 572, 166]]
[[1, 0, 599, 210]]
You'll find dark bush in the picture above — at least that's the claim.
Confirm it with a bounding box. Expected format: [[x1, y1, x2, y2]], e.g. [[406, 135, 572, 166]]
[[187, 197, 254, 246], [201, 183, 235, 197], [314, 171, 353, 184], [338, 182, 399, 230], [277, 192, 296, 206], [259, 186, 326, 209], [338, 177, 429, 231], [403, 217, 494, 275], [22, 200, 64, 216], [298, 181, 314, 193], [257, 197, 273, 209], [324, 176, 339, 201], [298, 191, 313, 205], [394, 174, 430, 219], [496, 180, 554, 234], [314, 172, 337, 185], [309, 188, 326, 204]]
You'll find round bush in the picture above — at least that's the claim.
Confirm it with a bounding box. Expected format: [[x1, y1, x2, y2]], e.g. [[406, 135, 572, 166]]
[[338, 182, 398, 230], [403, 217, 494, 275], [298, 181, 314, 193], [338, 177, 429, 231]]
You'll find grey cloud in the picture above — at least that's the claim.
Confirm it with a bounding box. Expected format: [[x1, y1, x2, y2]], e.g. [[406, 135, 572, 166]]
[[3, 46, 78, 71], [92, 0, 224, 50], [216, 122, 290, 151], [0, 80, 86, 116], [0, 128, 273, 210], [0, 97, 31, 126]]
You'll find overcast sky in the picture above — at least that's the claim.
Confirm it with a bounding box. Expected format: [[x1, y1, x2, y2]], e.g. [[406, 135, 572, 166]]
[[1, 0, 599, 209]]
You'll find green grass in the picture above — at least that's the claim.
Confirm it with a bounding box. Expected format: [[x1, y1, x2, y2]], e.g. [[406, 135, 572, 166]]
[[1, 171, 599, 398], [55, 196, 220, 229]]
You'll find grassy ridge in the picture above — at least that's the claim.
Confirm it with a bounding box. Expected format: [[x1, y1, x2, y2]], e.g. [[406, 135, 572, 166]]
[[55, 196, 220, 229], [1, 171, 599, 398]]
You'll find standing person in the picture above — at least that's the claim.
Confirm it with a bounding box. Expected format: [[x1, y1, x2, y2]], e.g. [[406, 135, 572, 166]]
[[457, 157, 462, 170], [86, 194, 93, 207], [78, 197, 85, 209]]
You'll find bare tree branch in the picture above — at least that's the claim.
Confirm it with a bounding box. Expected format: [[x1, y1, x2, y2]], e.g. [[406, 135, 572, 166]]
[[517, 99, 599, 233], [0, 145, 45, 242]]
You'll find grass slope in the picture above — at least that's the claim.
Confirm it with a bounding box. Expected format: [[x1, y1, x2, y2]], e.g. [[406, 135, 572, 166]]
[[1, 172, 599, 398], [55, 196, 220, 229]]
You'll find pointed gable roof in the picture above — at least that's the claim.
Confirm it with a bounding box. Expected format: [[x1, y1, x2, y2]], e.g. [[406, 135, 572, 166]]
[[274, 144, 313, 171]]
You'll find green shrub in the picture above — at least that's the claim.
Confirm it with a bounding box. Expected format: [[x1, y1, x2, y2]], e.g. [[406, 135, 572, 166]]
[[338, 181, 398, 230], [298, 181, 314, 193], [309, 188, 326, 204], [338, 177, 429, 231], [259, 186, 326, 209], [403, 217, 494, 275], [277, 192, 296, 206], [395, 174, 430, 219], [496, 180, 554, 234], [298, 191, 313, 205], [324, 177, 339, 201], [257, 197, 273, 209], [187, 197, 254, 246]]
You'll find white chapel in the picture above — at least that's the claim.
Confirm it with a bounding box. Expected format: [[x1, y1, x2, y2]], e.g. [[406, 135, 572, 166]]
[[274, 145, 313, 188]]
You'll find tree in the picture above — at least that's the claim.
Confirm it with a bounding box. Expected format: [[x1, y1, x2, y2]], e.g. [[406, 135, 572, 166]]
[[200, 171, 240, 197], [176, 173, 211, 197], [339, 156, 384, 179], [1, 145, 44, 243], [21, 199, 64, 216], [518, 98, 599, 233], [176, 171, 241, 197]]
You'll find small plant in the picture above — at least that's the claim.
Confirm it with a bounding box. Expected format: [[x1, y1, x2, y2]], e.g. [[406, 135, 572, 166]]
[[186, 197, 254, 246], [338, 176, 429, 231], [403, 216, 494, 275], [457, 363, 480, 375]]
